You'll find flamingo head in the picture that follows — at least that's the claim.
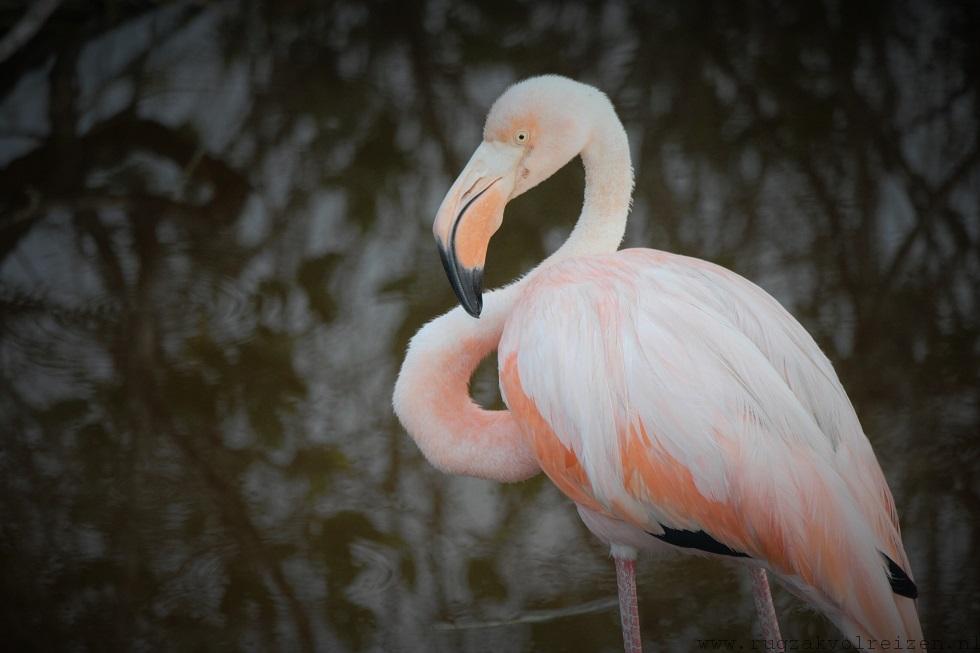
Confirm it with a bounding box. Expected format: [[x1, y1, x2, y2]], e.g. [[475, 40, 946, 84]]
[[433, 75, 607, 317]]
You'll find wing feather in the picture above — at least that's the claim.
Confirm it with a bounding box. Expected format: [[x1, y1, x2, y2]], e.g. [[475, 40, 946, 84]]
[[498, 249, 919, 640]]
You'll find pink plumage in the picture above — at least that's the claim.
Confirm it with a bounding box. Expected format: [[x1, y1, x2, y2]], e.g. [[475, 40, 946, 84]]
[[394, 75, 921, 648]]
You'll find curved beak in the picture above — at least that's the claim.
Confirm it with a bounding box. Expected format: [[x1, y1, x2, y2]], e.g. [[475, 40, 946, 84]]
[[433, 141, 519, 317]]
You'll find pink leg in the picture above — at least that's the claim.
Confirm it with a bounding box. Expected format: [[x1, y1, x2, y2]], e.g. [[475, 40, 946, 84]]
[[749, 567, 782, 644], [614, 554, 643, 653]]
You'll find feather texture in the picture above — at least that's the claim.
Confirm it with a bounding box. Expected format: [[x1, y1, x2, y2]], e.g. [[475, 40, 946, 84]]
[[499, 248, 921, 641]]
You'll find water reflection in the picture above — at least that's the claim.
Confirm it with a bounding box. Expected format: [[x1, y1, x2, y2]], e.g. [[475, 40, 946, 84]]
[[0, 1, 977, 650]]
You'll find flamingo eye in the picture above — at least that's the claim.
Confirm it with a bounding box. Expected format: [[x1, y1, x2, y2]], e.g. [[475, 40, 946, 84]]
[[514, 130, 529, 145]]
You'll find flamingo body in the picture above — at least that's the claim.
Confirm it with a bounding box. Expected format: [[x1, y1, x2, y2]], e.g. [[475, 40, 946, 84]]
[[498, 248, 920, 640]]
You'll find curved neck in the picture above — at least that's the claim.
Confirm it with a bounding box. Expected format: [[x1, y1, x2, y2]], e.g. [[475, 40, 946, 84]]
[[393, 284, 540, 482], [548, 111, 633, 263], [394, 107, 633, 482]]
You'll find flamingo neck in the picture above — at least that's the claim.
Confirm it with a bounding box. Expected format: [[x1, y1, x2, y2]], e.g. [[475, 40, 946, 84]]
[[392, 284, 539, 482], [548, 111, 633, 263], [393, 102, 632, 483]]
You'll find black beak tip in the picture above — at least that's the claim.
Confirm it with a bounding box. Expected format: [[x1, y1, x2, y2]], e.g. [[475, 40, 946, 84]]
[[437, 243, 484, 318], [460, 266, 483, 317]]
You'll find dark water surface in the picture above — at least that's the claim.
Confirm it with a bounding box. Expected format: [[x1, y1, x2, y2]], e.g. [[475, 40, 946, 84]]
[[1, 2, 978, 651]]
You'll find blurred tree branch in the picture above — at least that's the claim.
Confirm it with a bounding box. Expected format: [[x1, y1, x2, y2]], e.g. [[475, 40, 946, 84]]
[[0, 0, 61, 64]]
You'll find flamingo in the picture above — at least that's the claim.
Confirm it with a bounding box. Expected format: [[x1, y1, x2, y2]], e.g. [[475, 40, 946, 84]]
[[393, 75, 922, 650]]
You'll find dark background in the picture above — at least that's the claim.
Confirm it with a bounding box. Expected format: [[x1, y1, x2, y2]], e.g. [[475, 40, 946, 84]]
[[0, 1, 977, 650]]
